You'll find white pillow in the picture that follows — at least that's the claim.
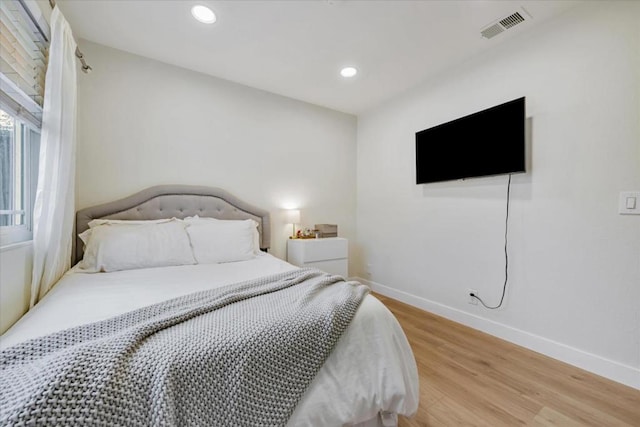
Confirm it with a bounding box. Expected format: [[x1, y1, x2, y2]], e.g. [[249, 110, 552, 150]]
[[78, 220, 196, 272], [185, 218, 259, 264], [185, 216, 261, 253]]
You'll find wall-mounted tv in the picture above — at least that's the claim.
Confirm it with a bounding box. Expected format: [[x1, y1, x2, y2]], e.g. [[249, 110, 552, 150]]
[[415, 97, 525, 184]]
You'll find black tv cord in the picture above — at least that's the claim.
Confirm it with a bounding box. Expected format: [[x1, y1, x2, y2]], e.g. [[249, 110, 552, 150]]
[[470, 173, 511, 310]]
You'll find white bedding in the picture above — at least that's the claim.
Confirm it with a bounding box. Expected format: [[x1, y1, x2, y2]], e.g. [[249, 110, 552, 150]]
[[1, 253, 419, 426]]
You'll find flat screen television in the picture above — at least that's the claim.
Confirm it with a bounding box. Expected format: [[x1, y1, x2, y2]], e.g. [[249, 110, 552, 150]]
[[415, 97, 525, 184]]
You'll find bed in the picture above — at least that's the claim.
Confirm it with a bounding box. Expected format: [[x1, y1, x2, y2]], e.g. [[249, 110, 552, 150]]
[[0, 185, 418, 426]]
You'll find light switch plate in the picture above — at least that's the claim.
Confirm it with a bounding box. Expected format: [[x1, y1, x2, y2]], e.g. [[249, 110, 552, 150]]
[[619, 191, 640, 215]]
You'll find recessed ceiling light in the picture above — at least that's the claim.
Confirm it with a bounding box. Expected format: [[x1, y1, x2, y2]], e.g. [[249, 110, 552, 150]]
[[340, 67, 358, 78], [191, 5, 216, 24]]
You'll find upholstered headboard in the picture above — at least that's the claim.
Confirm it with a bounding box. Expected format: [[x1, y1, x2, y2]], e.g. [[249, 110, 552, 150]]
[[74, 185, 271, 265]]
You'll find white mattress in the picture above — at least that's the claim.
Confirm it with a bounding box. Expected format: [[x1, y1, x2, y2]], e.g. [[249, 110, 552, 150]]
[[1, 253, 419, 425]]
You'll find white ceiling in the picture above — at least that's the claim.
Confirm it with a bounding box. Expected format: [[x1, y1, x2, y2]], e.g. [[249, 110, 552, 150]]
[[57, 0, 581, 115]]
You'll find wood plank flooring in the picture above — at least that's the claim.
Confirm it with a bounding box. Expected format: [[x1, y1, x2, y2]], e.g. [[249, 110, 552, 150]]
[[374, 294, 640, 427]]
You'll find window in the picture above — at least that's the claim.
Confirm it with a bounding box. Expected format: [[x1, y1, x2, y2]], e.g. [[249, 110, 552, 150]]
[[0, 0, 48, 246], [0, 108, 39, 245]]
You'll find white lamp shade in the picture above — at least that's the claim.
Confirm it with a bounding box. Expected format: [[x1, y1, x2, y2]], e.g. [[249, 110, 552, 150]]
[[285, 209, 301, 224]]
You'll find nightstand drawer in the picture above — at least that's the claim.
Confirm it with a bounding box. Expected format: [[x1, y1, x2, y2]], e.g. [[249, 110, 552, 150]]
[[290, 238, 347, 263], [306, 259, 348, 277]]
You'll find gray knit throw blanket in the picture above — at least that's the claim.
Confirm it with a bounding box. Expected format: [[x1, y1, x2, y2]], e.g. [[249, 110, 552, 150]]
[[0, 268, 369, 426]]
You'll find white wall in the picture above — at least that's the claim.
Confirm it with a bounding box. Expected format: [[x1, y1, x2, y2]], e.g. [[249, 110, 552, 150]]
[[77, 41, 357, 266], [0, 243, 32, 333], [355, 2, 640, 388]]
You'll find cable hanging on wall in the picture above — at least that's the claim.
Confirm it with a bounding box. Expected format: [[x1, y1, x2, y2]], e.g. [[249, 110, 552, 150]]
[[470, 173, 512, 310]]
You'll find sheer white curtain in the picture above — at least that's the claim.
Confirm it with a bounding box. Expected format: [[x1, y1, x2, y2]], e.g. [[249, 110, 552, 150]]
[[30, 7, 78, 307]]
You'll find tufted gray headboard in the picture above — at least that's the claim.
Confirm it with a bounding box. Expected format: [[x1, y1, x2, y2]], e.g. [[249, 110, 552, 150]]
[[74, 185, 271, 265]]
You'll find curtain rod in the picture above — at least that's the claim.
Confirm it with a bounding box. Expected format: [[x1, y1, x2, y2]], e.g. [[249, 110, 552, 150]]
[[48, 0, 92, 73]]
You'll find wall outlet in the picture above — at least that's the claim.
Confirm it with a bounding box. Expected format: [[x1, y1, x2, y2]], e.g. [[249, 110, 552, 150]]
[[468, 288, 478, 305]]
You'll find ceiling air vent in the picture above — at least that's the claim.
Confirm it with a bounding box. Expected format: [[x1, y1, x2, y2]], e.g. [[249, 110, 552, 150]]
[[500, 12, 525, 29], [481, 10, 529, 40]]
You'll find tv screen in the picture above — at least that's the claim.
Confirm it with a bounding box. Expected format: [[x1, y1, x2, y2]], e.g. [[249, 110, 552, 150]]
[[415, 97, 525, 184]]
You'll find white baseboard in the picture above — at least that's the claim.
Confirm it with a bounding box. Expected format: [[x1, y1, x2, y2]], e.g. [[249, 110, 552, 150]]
[[356, 277, 640, 391]]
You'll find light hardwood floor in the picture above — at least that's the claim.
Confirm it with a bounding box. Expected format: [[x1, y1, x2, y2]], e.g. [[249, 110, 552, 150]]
[[374, 294, 640, 426]]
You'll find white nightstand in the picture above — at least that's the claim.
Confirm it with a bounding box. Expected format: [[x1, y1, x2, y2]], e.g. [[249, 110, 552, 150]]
[[287, 237, 348, 277]]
